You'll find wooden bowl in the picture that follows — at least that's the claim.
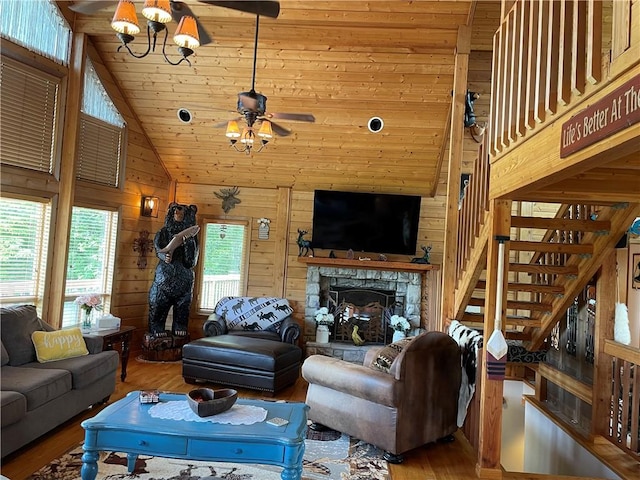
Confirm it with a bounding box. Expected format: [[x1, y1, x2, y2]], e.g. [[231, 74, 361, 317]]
[[186, 388, 238, 417]]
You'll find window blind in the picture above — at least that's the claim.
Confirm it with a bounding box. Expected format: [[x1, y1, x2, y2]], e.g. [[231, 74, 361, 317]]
[[76, 113, 123, 187], [0, 197, 51, 309], [0, 57, 59, 174]]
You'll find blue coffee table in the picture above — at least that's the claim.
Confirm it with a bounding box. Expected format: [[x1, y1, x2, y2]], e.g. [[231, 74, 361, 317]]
[[80, 391, 309, 480]]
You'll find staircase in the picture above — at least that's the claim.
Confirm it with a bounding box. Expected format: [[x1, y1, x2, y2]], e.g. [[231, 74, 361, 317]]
[[455, 201, 639, 350]]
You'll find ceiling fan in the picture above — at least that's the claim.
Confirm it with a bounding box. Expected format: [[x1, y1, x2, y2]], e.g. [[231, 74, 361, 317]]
[[69, 1, 281, 58], [219, 14, 315, 143]]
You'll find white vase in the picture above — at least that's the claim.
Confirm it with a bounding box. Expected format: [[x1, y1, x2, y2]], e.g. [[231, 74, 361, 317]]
[[392, 330, 406, 343], [316, 325, 330, 344]]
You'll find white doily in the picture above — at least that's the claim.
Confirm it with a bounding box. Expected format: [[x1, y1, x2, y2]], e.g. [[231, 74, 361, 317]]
[[148, 401, 268, 425]]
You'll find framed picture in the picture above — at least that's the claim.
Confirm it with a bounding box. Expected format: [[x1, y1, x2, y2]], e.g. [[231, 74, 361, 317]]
[[633, 254, 640, 289]]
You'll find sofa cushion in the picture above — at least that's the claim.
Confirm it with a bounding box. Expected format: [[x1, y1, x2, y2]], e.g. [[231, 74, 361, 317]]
[[215, 297, 292, 333], [0, 305, 45, 366], [370, 337, 413, 374], [31, 328, 89, 363], [26, 350, 119, 389], [0, 391, 27, 427], [0, 366, 71, 410], [1, 341, 9, 367]]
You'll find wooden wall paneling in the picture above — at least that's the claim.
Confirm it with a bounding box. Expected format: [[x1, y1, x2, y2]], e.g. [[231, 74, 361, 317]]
[[515, 0, 529, 138]]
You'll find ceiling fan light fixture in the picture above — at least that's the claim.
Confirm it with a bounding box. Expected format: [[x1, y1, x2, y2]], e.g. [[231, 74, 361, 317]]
[[173, 15, 200, 49], [142, 0, 173, 23], [258, 121, 273, 139], [111, 0, 141, 35]]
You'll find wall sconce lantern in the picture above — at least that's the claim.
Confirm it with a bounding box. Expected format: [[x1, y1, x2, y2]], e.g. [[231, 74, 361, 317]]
[[141, 196, 159, 217]]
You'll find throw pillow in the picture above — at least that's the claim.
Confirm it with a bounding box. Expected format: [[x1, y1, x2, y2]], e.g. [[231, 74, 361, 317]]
[[0, 304, 44, 366], [370, 337, 413, 374], [31, 328, 89, 363]]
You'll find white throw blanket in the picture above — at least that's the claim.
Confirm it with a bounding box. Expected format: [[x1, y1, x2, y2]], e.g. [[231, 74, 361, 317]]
[[448, 320, 483, 427]]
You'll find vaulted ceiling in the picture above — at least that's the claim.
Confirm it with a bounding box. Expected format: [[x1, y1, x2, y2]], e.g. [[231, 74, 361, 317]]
[[68, 0, 500, 196]]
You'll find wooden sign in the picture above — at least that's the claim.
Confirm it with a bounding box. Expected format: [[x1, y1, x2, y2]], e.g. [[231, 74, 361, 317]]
[[560, 74, 640, 158]]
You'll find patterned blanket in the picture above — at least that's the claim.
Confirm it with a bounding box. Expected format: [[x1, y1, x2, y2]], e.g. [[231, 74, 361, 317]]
[[448, 320, 484, 427], [215, 297, 292, 334]]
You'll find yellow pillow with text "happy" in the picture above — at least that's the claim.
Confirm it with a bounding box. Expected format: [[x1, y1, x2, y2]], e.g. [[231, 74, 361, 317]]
[[31, 327, 89, 363]]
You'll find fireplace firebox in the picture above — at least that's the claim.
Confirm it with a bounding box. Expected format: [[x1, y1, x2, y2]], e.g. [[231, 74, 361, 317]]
[[326, 286, 404, 344]]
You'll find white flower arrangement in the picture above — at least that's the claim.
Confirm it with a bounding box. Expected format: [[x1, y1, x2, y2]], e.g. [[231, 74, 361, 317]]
[[315, 307, 335, 326], [257, 218, 271, 227], [390, 314, 411, 333]]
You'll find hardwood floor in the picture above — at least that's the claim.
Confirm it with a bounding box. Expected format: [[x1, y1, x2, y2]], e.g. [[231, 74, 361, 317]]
[[3, 358, 618, 480], [1, 357, 483, 480]]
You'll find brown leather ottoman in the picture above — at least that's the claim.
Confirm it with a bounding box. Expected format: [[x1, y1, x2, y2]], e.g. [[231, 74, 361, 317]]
[[182, 335, 302, 394]]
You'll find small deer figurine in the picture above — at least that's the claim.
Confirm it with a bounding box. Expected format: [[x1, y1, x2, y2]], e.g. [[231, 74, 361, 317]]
[[297, 229, 314, 257]]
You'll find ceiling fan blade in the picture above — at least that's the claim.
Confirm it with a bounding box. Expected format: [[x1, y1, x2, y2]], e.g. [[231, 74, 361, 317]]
[[198, 1, 280, 18], [69, 1, 116, 14], [267, 113, 316, 123], [270, 121, 292, 137], [214, 117, 241, 128], [170, 1, 213, 46]]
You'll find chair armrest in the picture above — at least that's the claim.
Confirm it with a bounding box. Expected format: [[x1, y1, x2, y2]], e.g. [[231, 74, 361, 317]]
[[302, 355, 398, 407], [279, 316, 300, 344], [83, 335, 104, 354], [203, 313, 228, 336]]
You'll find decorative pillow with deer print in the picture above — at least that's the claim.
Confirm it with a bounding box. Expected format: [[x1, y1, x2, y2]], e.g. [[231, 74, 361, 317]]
[[214, 296, 293, 334]]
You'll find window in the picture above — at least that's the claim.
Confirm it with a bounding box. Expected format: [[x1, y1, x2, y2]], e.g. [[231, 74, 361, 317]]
[[63, 207, 118, 327], [199, 222, 247, 310], [0, 57, 61, 174], [0, 0, 71, 64], [77, 60, 125, 188], [0, 197, 51, 310]]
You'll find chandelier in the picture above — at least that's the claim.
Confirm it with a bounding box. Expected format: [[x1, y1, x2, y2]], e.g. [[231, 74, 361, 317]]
[[225, 118, 273, 155], [110, 0, 200, 66]]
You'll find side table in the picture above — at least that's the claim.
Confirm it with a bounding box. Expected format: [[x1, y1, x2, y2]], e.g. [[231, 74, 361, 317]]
[[92, 326, 135, 381]]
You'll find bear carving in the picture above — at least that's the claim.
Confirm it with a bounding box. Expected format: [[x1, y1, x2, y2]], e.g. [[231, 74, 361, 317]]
[[148, 203, 199, 337]]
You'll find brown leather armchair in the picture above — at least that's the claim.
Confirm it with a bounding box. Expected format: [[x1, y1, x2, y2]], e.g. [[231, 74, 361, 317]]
[[301, 331, 461, 463]]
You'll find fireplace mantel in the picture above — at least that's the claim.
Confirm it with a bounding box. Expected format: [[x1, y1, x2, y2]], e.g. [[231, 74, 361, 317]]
[[297, 257, 439, 273]]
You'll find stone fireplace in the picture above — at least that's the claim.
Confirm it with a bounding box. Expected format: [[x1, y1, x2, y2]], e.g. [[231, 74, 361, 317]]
[[304, 264, 422, 345]]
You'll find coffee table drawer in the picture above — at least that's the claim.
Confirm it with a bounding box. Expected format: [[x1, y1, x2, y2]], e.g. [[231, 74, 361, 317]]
[[190, 439, 285, 462], [96, 431, 188, 456]]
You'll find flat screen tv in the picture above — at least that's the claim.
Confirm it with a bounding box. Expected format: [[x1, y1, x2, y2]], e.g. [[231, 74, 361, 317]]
[[311, 190, 421, 255]]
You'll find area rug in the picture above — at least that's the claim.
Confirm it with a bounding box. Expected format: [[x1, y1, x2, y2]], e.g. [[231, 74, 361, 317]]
[[28, 427, 389, 480]]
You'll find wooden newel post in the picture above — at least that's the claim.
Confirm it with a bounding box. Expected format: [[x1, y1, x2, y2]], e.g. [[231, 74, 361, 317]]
[[476, 199, 511, 479]]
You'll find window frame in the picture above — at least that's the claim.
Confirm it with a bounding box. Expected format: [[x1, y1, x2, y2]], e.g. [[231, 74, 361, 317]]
[[0, 194, 54, 315], [61, 203, 121, 328], [195, 217, 251, 314]]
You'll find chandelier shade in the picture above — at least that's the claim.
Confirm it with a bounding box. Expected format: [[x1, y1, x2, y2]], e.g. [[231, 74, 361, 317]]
[[174, 16, 200, 48], [258, 121, 273, 139], [225, 120, 241, 138], [111, 0, 140, 35], [142, 0, 173, 23]]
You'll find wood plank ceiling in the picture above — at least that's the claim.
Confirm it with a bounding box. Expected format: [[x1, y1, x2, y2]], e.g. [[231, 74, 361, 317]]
[[69, 0, 491, 196]]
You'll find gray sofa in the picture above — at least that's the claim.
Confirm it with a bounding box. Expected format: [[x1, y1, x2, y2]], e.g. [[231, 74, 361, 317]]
[[1, 305, 119, 457]]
